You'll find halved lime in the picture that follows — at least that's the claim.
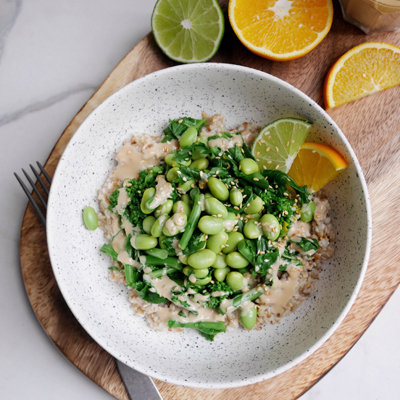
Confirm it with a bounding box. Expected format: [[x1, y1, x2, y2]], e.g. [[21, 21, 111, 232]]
[[151, 0, 225, 63], [251, 118, 312, 173]]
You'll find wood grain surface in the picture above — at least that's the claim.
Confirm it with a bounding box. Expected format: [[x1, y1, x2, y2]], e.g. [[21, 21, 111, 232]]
[[19, 1, 400, 399]]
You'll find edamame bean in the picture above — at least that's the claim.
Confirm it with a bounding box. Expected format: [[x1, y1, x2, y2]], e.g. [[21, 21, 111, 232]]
[[188, 249, 216, 269], [183, 266, 209, 278], [198, 216, 224, 235], [82, 206, 98, 230], [172, 200, 191, 215], [207, 231, 229, 254], [155, 199, 173, 217], [300, 202, 316, 222], [132, 234, 158, 250], [140, 188, 155, 214], [240, 158, 259, 175], [143, 216, 156, 235], [226, 252, 249, 269], [165, 151, 191, 167], [178, 179, 196, 194], [179, 254, 189, 265], [151, 214, 169, 237], [179, 126, 198, 148], [260, 213, 280, 241], [244, 196, 264, 214], [192, 276, 212, 286], [223, 232, 244, 254], [244, 213, 261, 222], [243, 219, 262, 239], [204, 192, 213, 198], [223, 212, 238, 233], [214, 267, 230, 282], [226, 271, 244, 291], [212, 254, 227, 269], [207, 177, 229, 201], [204, 197, 228, 218], [190, 158, 209, 170], [181, 194, 192, 204], [159, 234, 167, 249], [240, 306, 257, 330], [166, 167, 180, 182], [230, 188, 243, 206], [163, 212, 187, 236]]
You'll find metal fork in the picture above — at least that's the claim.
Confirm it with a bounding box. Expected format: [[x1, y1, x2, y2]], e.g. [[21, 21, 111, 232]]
[[15, 162, 163, 400]]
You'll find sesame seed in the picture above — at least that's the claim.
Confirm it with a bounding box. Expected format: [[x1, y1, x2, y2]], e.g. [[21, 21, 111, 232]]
[[178, 119, 183, 123], [256, 151, 260, 156], [276, 147, 279, 152], [253, 178, 259, 181], [267, 161, 272, 164], [286, 141, 289, 147], [191, 184, 195, 188], [137, 190, 141, 194], [275, 164, 279, 170], [183, 177, 187, 182], [247, 203, 250, 207], [197, 201, 202, 205], [266, 146, 270, 152], [256, 158, 260, 162], [234, 206, 239, 210], [177, 171, 181, 174]]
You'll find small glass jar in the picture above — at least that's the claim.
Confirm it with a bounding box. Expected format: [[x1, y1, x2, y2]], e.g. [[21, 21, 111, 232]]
[[339, 0, 400, 33]]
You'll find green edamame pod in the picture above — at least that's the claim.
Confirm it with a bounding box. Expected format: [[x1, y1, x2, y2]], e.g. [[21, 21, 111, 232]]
[[132, 234, 158, 250], [166, 167, 180, 182], [223, 232, 244, 254], [207, 177, 229, 201], [178, 179, 196, 194], [190, 158, 209, 170], [204, 197, 228, 218], [230, 188, 243, 206], [82, 206, 98, 230], [243, 219, 262, 239], [260, 214, 281, 241], [188, 249, 216, 269], [226, 252, 249, 269], [206, 231, 229, 254], [244, 196, 264, 214], [300, 202, 316, 222], [212, 254, 227, 269], [198, 216, 224, 235], [140, 188, 155, 214], [240, 158, 259, 175], [151, 214, 169, 238], [226, 271, 244, 291], [214, 267, 230, 282], [154, 199, 173, 217], [143, 216, 156, 235], [172, 200, 191, 215], [179, 126, 198, 148], [240, 306, 257, 330]]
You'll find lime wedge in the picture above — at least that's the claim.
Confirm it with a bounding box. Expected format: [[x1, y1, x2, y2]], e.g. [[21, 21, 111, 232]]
[[151, 0, 224, 63], [251, 118, 312, 173]]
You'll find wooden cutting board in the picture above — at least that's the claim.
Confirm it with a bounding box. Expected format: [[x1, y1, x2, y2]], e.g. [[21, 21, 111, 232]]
[[20, 1, 400, 399]]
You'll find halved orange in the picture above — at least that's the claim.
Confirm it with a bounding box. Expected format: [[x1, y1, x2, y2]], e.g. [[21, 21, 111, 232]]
[[324, 42, 400, 109], [228, 0, 334, 61], [288, 142, 348, 192]]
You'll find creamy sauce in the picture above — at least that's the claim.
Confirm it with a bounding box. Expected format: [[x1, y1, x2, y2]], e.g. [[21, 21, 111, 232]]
[[110, 214, 120, 236], [223, 218, 237, 232], [121, 218, 134, 236], [114, 187, 130, 215], [239, 301, 254, 317], [113, 140, 177, 182], [117, 250, 138, 267], [288, 220, 311, 237], [111, 230, 126, 253], [171, 238, 183, 256], [258, 259, 301, 315], [208, 134, 243, 150], [147, 175, 173, 210]]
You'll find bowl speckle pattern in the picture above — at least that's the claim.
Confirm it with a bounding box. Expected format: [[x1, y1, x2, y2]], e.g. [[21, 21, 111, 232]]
[[47, 63, 371, 389]]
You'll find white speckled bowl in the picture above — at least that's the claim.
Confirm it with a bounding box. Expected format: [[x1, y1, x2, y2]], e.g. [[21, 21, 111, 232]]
[[47, 63, 371, 389]]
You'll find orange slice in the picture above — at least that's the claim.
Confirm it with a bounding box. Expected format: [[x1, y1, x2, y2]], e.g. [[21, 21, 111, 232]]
[[324, 42, 400, 109], [228, 0, 334, 61], [288, 142, 348, 192]]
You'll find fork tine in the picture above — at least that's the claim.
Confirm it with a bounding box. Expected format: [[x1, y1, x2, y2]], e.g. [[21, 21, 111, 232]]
[[15, 173, 46, 226], [37, 162, 52, 184], [22, 168, 47, 210], [30, 164, 49, 195]]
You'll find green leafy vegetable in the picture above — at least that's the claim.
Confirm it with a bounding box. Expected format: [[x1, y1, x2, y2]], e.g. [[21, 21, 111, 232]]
[[204, 282, 233, 309], [162, 117, 207, 142], [168, 320, 226, 341], [100, 244, 118, 262], [292, 237, 319, 253]]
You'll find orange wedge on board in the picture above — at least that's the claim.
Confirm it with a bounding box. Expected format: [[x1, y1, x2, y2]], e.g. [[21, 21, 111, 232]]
[[228, 0, 334, 61], [288, 142, 348, 192], [324, 42, 400, 109]]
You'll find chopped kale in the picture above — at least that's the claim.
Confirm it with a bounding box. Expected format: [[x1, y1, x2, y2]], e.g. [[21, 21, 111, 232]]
[[108, 189, 119, 210], [293, 237, 319, 253], [100, 244, 118, 262], [204, 282, 233, 309]]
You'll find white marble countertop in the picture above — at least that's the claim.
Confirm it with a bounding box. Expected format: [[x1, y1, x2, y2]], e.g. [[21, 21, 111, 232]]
[[1, 0, 399, 399]]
